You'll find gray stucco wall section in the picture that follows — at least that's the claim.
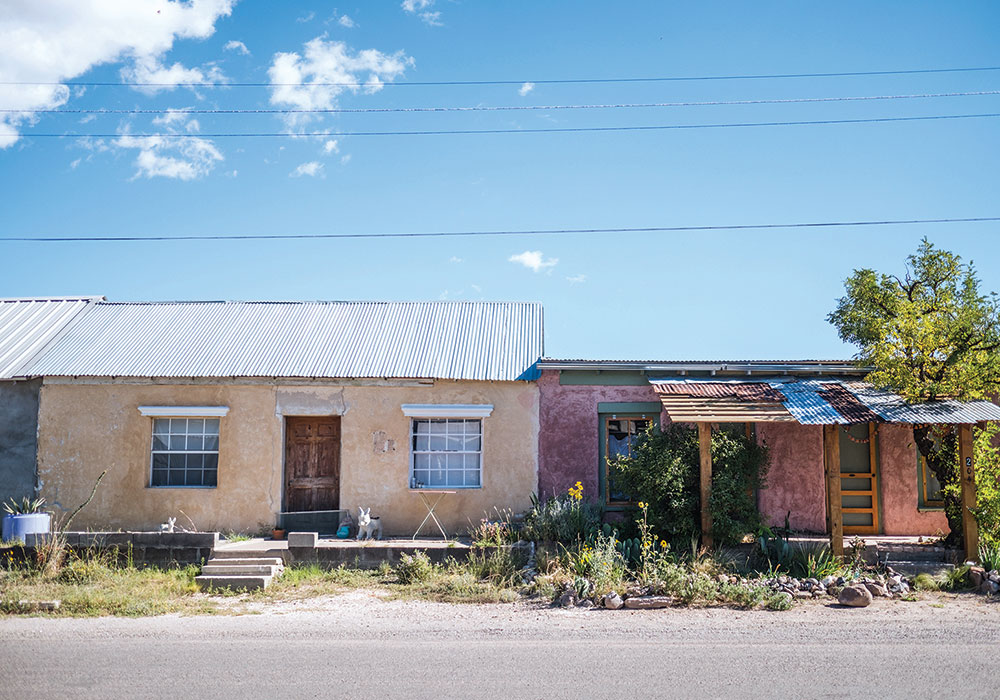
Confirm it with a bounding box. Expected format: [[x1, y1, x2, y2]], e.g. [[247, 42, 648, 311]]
[[0, 378, 41, 504]]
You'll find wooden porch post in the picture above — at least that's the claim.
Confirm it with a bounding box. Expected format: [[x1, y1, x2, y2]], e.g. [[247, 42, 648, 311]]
[[823, 424, 844, 557], [958, 424, 979, 562], [698, 422, 713, 549]]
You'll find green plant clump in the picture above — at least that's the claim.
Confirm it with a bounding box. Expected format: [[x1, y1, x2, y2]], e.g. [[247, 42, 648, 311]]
[[2, 496, 47, 515], [979, 541, 1000, 572], [610, 424, 769, 547], [394, 551, 437, 584], [522, 482, 602, 543]]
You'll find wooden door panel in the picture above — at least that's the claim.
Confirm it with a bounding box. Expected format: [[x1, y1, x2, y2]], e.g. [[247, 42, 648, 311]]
[[284, 417, 341, 512]]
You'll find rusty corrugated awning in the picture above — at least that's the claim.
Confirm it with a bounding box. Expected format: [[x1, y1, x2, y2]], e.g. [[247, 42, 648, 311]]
[[649, 377, 1000, 425]]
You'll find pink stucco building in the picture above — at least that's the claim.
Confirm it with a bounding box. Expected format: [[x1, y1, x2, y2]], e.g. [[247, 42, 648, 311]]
[[536, 360, 949, 537]]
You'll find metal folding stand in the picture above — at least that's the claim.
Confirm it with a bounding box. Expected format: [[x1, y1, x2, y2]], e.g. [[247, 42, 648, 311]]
[[411, 490, 455, 540]]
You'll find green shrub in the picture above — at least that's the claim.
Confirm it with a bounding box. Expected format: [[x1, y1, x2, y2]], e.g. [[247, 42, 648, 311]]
[[973, 424, 1000, 547], [719, 583, 769, 609], [610, 424, 769, 547], [766, 593, 793, 611], [464, 547, 525, 588], [522, 487, 602, 544], [394, 551, 436, 584], [912, 573, 940, 591]]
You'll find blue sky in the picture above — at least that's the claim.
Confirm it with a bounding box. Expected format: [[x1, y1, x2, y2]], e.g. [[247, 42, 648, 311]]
[[1, 1, 998, 361]]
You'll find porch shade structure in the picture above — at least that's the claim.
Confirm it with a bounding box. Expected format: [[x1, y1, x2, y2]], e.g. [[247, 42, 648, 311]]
[[649, 377, 1000, 560]]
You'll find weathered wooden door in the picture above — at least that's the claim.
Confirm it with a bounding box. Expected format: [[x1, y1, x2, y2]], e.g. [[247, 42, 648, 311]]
[[284, 417, 341, 512]]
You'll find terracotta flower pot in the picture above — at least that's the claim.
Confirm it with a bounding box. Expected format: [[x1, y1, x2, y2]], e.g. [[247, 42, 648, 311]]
[[272, 528, 286, 540]]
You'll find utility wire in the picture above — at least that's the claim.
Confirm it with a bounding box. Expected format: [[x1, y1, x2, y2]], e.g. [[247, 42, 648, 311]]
[[10, 90, 1000, 115], [3, 65, 1000, 88], [27, 113, 1000, 138], [5, 217, 999, 243]]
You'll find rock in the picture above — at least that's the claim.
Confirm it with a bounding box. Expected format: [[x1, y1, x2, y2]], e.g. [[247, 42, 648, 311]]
[[838, 585, 874, 608], [578, 599, 595, 609], [775, 592, 793, 606], [603, 592, 623, 610], [969, 567, 986, 589], [836, 576, 847, 587], [623, 596, 674, 610], [821, 576, 836, 588], [989, 571, 1000, 583], [862, 582, 889, 598], [558, 592, 576, 608], [794, 590, 812, 599], [987, 581, 1000, 595], [717, 574, 730, 585]]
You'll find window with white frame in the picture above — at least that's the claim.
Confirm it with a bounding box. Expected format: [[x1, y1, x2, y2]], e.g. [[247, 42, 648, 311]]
[[410, 418, 482, 489], [150, 418, 220, 487]]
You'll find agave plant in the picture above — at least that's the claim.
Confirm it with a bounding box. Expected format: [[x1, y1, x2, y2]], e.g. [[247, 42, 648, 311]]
[[2, 496, 46, 515], [979, 541, 1000, 572]]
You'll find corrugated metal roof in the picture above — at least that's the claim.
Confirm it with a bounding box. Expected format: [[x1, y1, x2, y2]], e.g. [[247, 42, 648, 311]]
[[0, 297, 100, 379], [649, 377, 1000, 425], [22, 301, 543, 381]]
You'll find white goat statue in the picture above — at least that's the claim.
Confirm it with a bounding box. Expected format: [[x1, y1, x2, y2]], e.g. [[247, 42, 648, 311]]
[[159, 516, 176, 533], [356, 507, 382, 541]]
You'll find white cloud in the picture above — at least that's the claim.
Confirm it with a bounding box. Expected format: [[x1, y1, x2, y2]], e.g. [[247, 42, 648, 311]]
[[509, 250, 558, 273], [224, 40, 250, 56], [152, 109, 191, 127], [0, 0, 235, 147], [114, 111, 221, 181], [323, 139, 339, 154], [470, 284, 482, 293], [401, 0, 442, 26], [449, 256, 463, 264], [268, 38, 413, 128], [69, 158, 81, 169], [338, 15, 356, 28], [291, 161, 324, 177], [340, 154, 352, 164], [519, 82, 535, 96], [120, 55, 227, 96], [402, 0, 432, 11], [566, 274, 587, 284], [296, 11, 316, 23], [116, 133, 223, 181]]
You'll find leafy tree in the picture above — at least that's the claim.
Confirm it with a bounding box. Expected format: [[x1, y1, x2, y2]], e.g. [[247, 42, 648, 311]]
[[828, 239, 1000, 544], [610, 424, 769, 547]]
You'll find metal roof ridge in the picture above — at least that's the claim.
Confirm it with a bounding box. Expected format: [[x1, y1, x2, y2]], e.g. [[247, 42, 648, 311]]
[[93, 299, 542, 306], [1, 295, 104, 303]]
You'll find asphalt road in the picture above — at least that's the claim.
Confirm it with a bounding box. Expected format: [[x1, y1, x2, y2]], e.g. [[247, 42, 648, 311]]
[[2, 594, 999, 699]]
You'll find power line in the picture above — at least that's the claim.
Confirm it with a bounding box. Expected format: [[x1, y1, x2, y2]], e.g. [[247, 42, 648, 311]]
[[25, 113, 1000, 138], [9, 90, 1000, 116], [3, 65, 1000, 88], [5, 217, 998, 244]]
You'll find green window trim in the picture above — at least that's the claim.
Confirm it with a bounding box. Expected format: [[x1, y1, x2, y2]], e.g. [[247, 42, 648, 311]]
[[598, 411, 660, 510]]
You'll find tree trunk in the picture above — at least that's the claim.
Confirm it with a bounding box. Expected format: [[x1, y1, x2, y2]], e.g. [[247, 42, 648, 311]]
[[912, 425, 963, 547]]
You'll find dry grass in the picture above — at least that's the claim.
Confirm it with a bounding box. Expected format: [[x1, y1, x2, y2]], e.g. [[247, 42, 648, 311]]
[[0, 557, 219, 617]]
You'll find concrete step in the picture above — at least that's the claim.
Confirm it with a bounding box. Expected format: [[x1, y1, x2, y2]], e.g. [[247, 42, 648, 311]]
[[205, 557, 284, 567], [196, 574, 273, 591], [211, 549, 286, 561], [200, 564, 281, 576]]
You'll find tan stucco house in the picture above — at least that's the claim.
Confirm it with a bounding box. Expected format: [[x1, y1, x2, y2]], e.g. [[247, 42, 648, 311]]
[[24, 300, 542, 536]]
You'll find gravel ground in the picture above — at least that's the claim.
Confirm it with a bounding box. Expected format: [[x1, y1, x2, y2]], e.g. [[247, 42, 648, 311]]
[[2, 592, 998, 699]]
